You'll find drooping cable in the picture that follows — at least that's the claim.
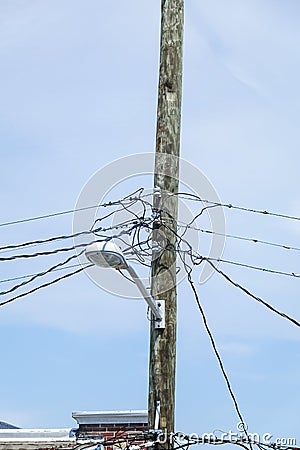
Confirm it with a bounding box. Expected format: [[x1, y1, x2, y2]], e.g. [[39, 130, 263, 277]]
[[181, 260, 251, 447], [0, 262, 90, 285], [205, 258, 300, 329], [0, 250, 85, 296], [0, 264, 92, 308]]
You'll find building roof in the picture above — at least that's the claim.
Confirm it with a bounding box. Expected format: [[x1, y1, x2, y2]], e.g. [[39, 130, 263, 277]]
[[0, 410, 147, 449], [0, 424, 19, 431], [72, 410, 148, 425], [0, 428, 102, 450]]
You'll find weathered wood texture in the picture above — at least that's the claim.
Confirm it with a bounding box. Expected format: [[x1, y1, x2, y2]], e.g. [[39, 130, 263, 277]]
[[148, 0, 184, 435]]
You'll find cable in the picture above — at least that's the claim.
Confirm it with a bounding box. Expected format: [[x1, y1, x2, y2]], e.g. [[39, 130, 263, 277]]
[[164, 213, 252, 446], [0, 227, 142, 262], [162, 221, 300, 280], [0, 205, 101, 228], [75, 429, 300, 450], [174, 192, 300, 222], [205, 258, 300, 329], [0, 264, 93, 308], [159, 220, 300, 442], [183, 264, 252, 449], [0, 220, 148, 255], [116, 268, 136, 284], [0, 262, 90, 285], [177, 224, 300, 253], [1, 188, 300, 232], [0, 230, 93, 253], [0, 188, 152, 229], [163, 220, 300, 330], [204, 257, 300, 279], [2, 190, 299, 338], [2, 233, 299, 282], [0, 242, 93, 261], [0, 251, 86, 296]]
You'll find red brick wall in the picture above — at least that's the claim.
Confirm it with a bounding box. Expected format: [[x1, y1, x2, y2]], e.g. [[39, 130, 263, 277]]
[[77, 422, 149, 450]]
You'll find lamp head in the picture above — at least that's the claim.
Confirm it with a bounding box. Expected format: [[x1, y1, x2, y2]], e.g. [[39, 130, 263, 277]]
[[85, 241, 127, 269]]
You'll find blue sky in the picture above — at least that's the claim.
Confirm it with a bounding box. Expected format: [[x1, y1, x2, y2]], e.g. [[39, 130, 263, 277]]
[[0, 0, 300, 445]]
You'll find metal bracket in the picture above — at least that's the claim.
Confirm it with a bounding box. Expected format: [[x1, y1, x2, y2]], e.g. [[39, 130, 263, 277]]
[[154, 300, 165, 329], [154, 400, 161, 430]]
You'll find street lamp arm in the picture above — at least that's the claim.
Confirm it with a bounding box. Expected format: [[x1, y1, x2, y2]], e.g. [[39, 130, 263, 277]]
[[84, 241, 165, 328], [126, 264, 163, 322]]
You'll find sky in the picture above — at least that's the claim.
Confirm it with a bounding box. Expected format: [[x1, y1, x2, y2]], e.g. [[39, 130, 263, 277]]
[[0, 0, 300, 446]]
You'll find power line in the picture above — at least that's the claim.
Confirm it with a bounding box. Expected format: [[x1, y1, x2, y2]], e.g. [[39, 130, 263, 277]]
[[0, 241, 93, 261], [166, 216, 251, 443], [0, 262, 90, 285], [164, 222, 300, 280], [0, 218, 145, 255], [1, 192, 299, 323], [0, 205, 100, 228], [0, 219, 155, 262], [0, 264, 92, 308], [205, 258, 300, 329], [175, 192, 300, 222], [163, 221, 300, 329], [2, 219, 299, 265], [76, 428, 300, 450], [183, 264, 252, 448], [204, 256, 300, 279], [1, 189, 300, 231], [177, 224, 300, 253], [0, 251, 86, 296], [0, 228, 140, 262], [0, 188, 151, 229], [0, 230, 92, 253]]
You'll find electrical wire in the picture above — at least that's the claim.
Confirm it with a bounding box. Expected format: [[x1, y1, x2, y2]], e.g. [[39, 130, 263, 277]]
[[0, 188, 152, 229], [2, 189, 300, 445], [182, 263, 252, 449], [74, 429, 300, 450], [162, 220, 300, 331], [0, 219, 148, 255], [204, 257, 300, 279], [0, 226, 145, 262], [174, 192, 300, 222], [205, 258, 300, 329], [1, 188, 300, 232], [0, 230, 93, 253], [0, 205, 101, 228], [161, 221, 300, 280], [0, 262, 90, 285], [0, 250, 86, 296], [177, 224, 300, 253], [0, 264, 92, 308], [2, 192, 300, 339], [0, 241, 94, 261], [159, 218, 300, 440], [116, 268, 136, 284], [0, 199, 157, 302]]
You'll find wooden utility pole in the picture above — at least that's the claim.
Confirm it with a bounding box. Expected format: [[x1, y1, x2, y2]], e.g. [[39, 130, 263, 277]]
[[148, 0, 184, 436]]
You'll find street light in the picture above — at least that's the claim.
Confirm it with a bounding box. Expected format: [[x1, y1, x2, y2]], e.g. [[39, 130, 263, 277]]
[[85, 241, 165, 328]]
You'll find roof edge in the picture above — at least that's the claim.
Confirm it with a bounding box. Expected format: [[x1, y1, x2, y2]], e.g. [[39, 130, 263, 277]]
[[0, 428, 76, 441], [72, 410, 148, 425]]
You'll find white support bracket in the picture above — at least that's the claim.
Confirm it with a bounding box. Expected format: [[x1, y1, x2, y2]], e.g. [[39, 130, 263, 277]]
[[154, 300, 165, 329], [154, 400, 161, 430]]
